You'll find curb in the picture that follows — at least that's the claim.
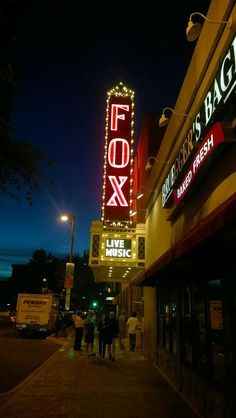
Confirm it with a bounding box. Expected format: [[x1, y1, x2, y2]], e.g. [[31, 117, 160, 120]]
[[0, 335, 71, 398]]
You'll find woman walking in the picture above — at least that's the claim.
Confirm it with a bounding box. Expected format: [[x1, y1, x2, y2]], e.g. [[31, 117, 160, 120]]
[[97, 312, 109, 360]]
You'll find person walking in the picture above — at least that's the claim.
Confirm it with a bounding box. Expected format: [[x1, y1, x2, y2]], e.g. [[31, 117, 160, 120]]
[[126, 311, 139, 352], [84, 310, 96, 356], [118, 311, 126, 349], [73, 311, 84, 351], [55, 311, 63, 337], [55, 311, 67, 338], [97, 312, 109, 360], [107, 311, 119, 361]]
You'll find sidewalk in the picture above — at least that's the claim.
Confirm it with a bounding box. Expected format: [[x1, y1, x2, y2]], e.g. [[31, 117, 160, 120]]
[[0, 332, 200, 418]]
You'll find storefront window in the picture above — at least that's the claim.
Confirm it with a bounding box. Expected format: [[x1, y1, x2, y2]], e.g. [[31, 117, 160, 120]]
[[158, 294, 169, 350], [183, 283, 193, 364], [183, 278, 210, 376], [158, 285, 177, 354], [164, 301, 170, 350], [182, 274, 225, 384], [183, 277, 208, 373], [194, 282, 207, 376], [208, 278, 225, 385], [170, 289, 177, 354]]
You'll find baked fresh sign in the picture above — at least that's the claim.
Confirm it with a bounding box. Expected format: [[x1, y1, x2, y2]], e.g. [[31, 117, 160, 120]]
[[173, 122, 225, 204], [162, 34, 236, 207]]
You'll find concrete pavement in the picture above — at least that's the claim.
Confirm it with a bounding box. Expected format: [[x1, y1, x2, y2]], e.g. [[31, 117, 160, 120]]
[[0, 331, 200, 418]]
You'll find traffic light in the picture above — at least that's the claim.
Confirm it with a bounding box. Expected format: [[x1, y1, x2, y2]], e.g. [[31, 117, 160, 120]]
[[91, 301, 98, 308]]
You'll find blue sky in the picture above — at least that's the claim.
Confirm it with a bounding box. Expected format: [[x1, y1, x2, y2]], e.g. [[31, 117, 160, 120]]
[[0, 0, 209, 280]]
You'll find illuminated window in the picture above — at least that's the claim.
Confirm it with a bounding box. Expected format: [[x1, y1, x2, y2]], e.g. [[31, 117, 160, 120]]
[[92, 235, 100, 258], [138, 237, 145, 260]]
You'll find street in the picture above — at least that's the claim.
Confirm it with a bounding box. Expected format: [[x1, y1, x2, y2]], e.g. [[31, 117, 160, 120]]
[[0, 324, 63, 395]]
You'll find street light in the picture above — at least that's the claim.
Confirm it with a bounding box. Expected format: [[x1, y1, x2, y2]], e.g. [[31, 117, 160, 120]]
[[60, 214, 76, 262], [60, 213, 76, 310], [42, 277, 48, 294]]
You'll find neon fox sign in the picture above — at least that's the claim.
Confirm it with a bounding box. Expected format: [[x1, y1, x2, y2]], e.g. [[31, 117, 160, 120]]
[[101, 83, 134, 224]]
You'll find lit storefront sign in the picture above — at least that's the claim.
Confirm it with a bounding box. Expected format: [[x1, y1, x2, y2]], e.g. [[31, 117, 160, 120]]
[[173, 122, 225, 205], [89, 83, 146, 282], [101, 82, 135, 224], [162, 34, 236, 207], [105, 238, 131, 258]]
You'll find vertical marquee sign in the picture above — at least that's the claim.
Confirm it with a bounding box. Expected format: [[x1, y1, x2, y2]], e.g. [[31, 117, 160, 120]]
[[101, 82, 134, 225]]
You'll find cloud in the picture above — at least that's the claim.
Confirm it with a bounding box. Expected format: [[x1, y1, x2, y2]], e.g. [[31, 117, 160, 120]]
[[0, 247, 68, 280], [0, 249, 32, 280]]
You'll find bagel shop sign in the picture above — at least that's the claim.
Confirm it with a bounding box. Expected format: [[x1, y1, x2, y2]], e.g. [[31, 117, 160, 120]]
[[162, 34, 236, 208]]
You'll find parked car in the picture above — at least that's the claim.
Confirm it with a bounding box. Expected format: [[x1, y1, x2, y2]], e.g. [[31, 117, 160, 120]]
[[10, 312, 16, 323]]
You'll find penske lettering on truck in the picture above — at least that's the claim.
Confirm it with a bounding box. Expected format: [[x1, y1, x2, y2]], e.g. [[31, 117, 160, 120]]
[[23, 300, 47, 305]]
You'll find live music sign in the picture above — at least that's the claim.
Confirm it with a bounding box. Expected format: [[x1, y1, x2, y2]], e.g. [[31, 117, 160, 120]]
[[101, 83, 134, 223]]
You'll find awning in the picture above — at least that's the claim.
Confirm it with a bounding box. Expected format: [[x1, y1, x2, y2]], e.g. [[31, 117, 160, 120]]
[[133, 192, 236, 286]]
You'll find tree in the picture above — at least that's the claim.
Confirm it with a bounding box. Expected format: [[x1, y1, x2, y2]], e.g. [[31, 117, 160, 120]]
[[0, 0, 52, 204], [29, 249, 64, 293], [0, 123, 52, 204], [30, 249, 55, 264], [2, 249, 108, 310], [71, 251, 108, 311]]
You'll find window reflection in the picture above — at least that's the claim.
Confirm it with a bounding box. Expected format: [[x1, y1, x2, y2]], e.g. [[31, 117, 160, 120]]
[[208, 279, 225, 385], [183, 284, 192, 363], [159, 286, 177, 354], [182, 276, 225, 384]]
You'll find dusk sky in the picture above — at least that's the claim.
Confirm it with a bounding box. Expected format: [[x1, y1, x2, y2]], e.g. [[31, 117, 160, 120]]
[[0, 0, 209, 279]]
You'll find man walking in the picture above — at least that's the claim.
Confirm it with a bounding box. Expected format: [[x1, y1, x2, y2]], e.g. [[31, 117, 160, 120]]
[[73, 311, 84, 351], [126, 311, 139, 352]]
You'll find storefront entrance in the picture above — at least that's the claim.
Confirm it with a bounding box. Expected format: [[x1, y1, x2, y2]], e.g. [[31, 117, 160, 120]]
[[155, 218, 236, 417]]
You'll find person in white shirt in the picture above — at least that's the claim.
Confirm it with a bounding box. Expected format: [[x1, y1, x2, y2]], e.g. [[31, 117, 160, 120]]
[[126, 311, 139, 352]]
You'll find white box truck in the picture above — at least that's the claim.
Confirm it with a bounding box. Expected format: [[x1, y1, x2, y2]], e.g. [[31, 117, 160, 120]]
[[15, 293, 60, 336]]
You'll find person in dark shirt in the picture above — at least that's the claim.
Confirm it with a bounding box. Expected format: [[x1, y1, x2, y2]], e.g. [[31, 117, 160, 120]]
[[97, 312, 109, 360], [84, 310, 96, 356], [73, 311, 84, 351]]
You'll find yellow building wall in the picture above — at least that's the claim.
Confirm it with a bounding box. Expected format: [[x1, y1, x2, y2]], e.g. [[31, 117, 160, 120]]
[[142, 0, 236, 361], [143, 287, 156, 360]]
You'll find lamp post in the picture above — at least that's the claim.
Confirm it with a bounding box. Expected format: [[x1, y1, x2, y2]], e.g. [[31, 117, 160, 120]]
[[60, 214, 76, 310], [42, 277, 48, 294], [61, 214, 75, 262]]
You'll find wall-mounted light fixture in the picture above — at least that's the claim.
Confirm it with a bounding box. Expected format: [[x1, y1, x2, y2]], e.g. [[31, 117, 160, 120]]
[[136, 192, 144, 200], [186, 12, 233, 42], [130, 185, 157, 217], [135, 186, 156, 200], [159, 107, 189, 128], [130, 208, 146, 217], [145, 156, 168, 171]]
